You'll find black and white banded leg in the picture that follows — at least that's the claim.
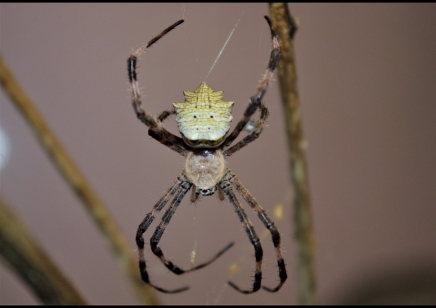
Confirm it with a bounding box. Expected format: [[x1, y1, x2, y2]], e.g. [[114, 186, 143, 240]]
[[229, 170, 287, 292], [136, 173, 233, 293], [222, 16, 280, 153], [127, 20, 188, 157], [220, 177, 263, 294]]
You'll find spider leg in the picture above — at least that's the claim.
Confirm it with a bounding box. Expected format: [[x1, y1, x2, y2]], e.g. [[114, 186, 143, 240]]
[[136, 174, 188, 293], [220, 174, 263, 294], [150, 177, 234, 280], [228, 170, 287, 292], [157, 108, 176, 123], [222, 16, 280, 151], [127, 20, 189, 157], [224, 102, 269, 157]]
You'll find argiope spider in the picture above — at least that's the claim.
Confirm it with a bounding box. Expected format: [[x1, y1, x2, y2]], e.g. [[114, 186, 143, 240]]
[[127, 16, 287, 294]]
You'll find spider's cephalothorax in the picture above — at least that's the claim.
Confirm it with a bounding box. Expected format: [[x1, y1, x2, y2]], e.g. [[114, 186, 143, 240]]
[[127, 16, 287, 295]]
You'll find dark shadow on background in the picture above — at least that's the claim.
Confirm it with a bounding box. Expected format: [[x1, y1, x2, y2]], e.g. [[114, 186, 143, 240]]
[[336, 256, 436, 305]]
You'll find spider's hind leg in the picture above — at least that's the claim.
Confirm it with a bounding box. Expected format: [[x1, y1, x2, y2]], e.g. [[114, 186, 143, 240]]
[[229, 170, 287, 293], [220, 174, 264, 294], [150, 178, 234, 278], [136, 175, 189, 293]]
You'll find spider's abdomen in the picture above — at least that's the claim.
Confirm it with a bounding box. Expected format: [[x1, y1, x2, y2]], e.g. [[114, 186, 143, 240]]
[[173, 82, 234, 148], [184, 149, 226, 191]]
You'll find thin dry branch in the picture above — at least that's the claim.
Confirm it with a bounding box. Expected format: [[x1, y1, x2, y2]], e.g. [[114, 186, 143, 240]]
[[269, 3, 317, 305], [0, 55, 158, 305], [0, 195, 87, 305]]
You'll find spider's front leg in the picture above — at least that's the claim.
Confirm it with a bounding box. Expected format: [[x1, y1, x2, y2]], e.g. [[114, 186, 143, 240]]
[[222, 16, 280, 155], [127, 20, 188, 157]]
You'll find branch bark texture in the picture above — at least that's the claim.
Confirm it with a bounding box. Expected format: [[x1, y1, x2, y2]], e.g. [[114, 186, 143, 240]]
[[269, 3, 317, 305]]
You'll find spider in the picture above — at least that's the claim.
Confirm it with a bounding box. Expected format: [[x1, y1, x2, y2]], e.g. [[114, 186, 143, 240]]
[[127, 16, 287, 294]]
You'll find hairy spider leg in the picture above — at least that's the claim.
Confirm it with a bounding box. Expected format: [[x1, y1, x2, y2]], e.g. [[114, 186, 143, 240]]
[[229, 170, 287, 292], [220, 176, 263, 294], [136, 174, 234, 293], [127, 20, 189, 157], [131, 15, 286, 295], [224, 102, 269, 157], [150, 175, 234, 277], [136, 175, 187, 293], [222, 16, 280, 153], [157, 109, 177, 123]]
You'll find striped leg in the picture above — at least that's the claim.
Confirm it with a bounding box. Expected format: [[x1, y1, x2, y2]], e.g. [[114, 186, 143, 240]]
[[228, 170, 287, 292], [127, 20, 188, 157], [224, 103, 269, 157], [149, 177, 234, 293], [157, 109, 176, 123], [135, 175, 186, 293], [220, 177, 263, 294], [222, 16, 280, 151]]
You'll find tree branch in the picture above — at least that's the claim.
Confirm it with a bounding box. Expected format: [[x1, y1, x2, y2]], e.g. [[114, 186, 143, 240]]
[[0, 55, 159, 305], [269, 3, 317, 304], [0, 195, 87, 305]]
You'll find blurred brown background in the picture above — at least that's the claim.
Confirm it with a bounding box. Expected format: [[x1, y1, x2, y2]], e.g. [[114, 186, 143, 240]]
[[1, 3, 436, 305]]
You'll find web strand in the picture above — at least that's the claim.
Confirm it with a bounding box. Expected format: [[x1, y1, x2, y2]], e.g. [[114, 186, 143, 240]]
[[205, 11, 245, 80]]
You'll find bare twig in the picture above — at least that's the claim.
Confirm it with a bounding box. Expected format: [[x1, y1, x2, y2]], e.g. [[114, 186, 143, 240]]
[[269, 3, 317, 304], [0, 55, 159, 305], [0, 195, 87, 305]]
